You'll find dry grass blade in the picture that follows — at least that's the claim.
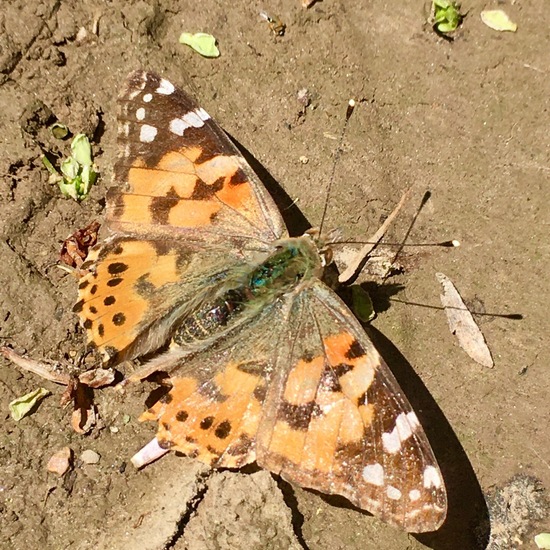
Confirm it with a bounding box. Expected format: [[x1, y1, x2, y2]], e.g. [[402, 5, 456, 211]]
[[338, 186, 413, 284]]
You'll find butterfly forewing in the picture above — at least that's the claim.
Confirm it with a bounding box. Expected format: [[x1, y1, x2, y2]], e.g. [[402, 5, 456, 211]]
[[112, 70, 286, 245], [256, 281, 447, 532]]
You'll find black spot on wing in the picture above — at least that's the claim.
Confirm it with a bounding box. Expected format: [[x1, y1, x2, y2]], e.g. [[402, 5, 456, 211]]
[[149, 187, 180, 225], [345, 338, 365, 360], [279, 401, 322, 431], [108, 262, 128, 275], [215, 420, 232, 439]]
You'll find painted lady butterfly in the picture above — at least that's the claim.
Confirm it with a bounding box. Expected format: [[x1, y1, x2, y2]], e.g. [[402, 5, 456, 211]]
[[73, 70, 447, 532]]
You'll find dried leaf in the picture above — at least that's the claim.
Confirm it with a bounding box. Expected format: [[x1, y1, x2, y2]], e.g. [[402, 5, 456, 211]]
[[59, 220, 100, 269], [436, 272, 494, 368], [481, 10, 517, 32], [78, 368, 115, 388], [71, 382, 96, 434], [535, 534, 550, 549], [9, 388, 51, 421], [47, 447, 73, 476]]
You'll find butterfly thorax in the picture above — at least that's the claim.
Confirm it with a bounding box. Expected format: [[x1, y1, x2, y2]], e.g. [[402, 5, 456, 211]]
[[173, 235, 323, 345]]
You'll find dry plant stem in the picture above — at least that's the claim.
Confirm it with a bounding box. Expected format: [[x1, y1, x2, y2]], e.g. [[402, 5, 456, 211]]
[[1, 346, 71, 385], [338, 186, 413, 284]]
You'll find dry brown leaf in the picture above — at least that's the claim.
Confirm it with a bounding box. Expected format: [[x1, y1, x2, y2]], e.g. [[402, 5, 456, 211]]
[[436, 272, 494, 368], [59, 220, 100, 270]]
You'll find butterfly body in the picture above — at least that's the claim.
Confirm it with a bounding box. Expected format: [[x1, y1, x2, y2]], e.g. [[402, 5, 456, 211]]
[[174, 235, 323, 345], [74, 70, 447, 532]]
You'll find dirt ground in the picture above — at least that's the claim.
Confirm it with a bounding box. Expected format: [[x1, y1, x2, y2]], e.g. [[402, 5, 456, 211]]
[[1, 0, 548, 549]]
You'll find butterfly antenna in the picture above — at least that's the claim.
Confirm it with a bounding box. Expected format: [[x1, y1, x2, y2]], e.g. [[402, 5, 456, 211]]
[[318, 99, 356, 237]]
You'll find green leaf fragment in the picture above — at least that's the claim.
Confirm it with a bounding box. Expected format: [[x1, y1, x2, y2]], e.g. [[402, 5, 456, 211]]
[[71, 133, 93, 166], [480, 10, 517, 32], [51, 123, 69, 140], [179, 32, 220, 58], [535, 533, 550, 550], [351, 285, 376, 323], [9, 388, 51, 421], [61, 157, 80, 180], [432, 0, 463, 33]]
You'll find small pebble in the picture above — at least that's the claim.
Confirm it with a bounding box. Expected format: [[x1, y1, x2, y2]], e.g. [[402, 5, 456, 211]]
[[299, 156, 309, 164], [81, 449, 100, 464], [47, 447, 73, 476]]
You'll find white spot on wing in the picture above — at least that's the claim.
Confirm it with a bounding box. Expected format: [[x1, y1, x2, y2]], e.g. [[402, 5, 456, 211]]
[[143, 93, 153, 103], [156, 78, 175, 95], [140, 124, 157, 143], [196, 107, 210, 121], [169, 118, 189, 136], [362, 463, 384, 486], [183, 110, 205, 128], [423, 465, 442, 489], [136, 107, 145, 121], [409, 489, 421, 502], [406, 411, 420, 429], [386, 486, 402, 500], [382, 427, 401, 454], [395, 412, 413, 441], [169, 110, 207, 136]]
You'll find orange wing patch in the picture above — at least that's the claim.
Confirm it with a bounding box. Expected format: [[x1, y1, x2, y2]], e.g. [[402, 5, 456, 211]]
[[258, 331, 377, 477], [74, 239, 183, 361], [141, 362, 267, 468]]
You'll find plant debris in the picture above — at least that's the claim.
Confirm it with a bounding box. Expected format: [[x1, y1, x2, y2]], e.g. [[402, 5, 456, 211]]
[[436, 272, 494, 368], [480, 9, 517, 32], [43, 133, 98, 201], [179, 32, 220, 58], [59, 220, 101, 270], [9, 387, 51, 421]]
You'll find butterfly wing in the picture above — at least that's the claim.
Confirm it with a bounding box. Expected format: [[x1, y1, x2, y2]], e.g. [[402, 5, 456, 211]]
[[75, 71, 287, 363], [255, 280, 447, 533]]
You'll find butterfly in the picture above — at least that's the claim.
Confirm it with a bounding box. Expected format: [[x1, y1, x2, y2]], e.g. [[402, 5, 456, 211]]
[[73, 70, 447, 532]]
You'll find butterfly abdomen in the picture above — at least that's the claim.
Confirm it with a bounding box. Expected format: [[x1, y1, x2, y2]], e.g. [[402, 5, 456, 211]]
[[173, 236, 323, 345]]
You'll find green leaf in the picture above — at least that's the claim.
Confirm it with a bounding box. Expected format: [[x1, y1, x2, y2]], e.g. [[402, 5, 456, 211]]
[[60, 157, 79, 180], [351, 285, 375, 323], [432, 0, 462, 33], [50, 123, 69, 140], [9, 388, 51, 421], [71, 134, 93, 166], [535, 533, 550, 550], [480, 9, 517, 32], [179, 32, 220, 58]]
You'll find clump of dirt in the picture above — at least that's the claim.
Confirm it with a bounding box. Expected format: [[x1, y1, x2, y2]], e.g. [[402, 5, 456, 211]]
[[486, 475, 547, 549]]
